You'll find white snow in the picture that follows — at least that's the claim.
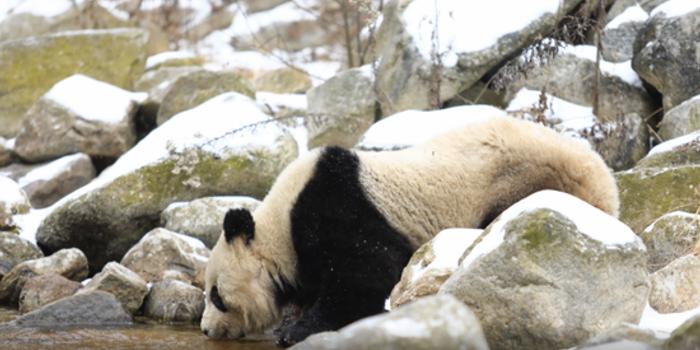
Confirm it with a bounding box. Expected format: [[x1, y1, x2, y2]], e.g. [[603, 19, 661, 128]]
[[647, 130, 700, 156], [403, 0, 560, 66], [560, 44, 643, 88], [379, 318, 430, 338], [606, 4, 649, 30], [410, 228, 482, 283], [507, 88, 598, 133], [10, 0, 73, 19], [460, 190, 644, 269], [651, 0, 700, 18], [357, 105, 507, 150], [0, 176, 27, 207], [639, 302, 700, 335], [13, 208, 51, 244], [45, 74, 147, 124], [18, 153, 89, 187], [230, 0, 316, 37], [145, 51, 199, 70]]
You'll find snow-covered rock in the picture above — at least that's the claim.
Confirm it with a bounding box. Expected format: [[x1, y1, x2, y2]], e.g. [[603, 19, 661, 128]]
[[120, 228, 210, 289], [36, 92, 297, 274], [161, 196, 261, 248], [639, 303, 700, 336], [640, 211, 700, 272], [389, 228, 482, 309], [602, 5, 649, 62], [440, 190, 648, 350], [291, 294, 489, 350], [0, 176, 30, 231], [145, 51, 204, 71], [356, 105, 506, 151], [374, 0, 583, 115]]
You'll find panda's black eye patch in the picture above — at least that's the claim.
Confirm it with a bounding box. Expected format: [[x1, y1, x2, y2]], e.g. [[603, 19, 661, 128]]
[[210, 286, 228, 312]]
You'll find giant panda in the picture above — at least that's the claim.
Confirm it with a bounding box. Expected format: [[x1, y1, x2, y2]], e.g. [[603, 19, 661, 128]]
[[200, 115, 619, 346]]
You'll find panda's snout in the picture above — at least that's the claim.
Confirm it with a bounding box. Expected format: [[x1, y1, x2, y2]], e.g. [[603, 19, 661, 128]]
[[202, 329, 209, 336]]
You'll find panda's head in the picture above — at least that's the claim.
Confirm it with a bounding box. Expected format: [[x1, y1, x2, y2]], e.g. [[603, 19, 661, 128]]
[[201, 208, 280, 339]]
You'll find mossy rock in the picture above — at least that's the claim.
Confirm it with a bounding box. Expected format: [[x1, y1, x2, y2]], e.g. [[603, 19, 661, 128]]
[[0, 28, 149, 138], [37, 139, 296, 274], [156, 71, 255, 125]]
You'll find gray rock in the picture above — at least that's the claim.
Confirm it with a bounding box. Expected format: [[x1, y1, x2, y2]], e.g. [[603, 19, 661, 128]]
[[12, 153, 95, 209], [134, 66, 204, 124], [441, 196, 648, 350], [658, 96, 700, 141], [14, 75, 145, 163], [640, 212, 700, 272], [607, 0, 667, 19], [156, 70, 254, 125], [36, 93, 297, 273], [0, 232, 43, 279], [0, 137, 12, 167], [649, 255, 700, 313], [291, 294, 489, 350], [390, 229, 481, 309], [306, 66, 376, 149], [602, 6, 649, 62], [161, 196, 260, 248], [82, 262, 149, 315], [254, 67, 312, 94], [0, 248, 89, 305], [10, 290, 131, 328], [121, 228, 210, 289], [0, 176, 30, 231], [632, 6, 700, 110], [374, 0, 583, 115], [0, 28, 148, 138], [18, 274, 82, 314], [585, 113, 650, 171], [143, 279, 204, 323], [663, 314, 700, 350]]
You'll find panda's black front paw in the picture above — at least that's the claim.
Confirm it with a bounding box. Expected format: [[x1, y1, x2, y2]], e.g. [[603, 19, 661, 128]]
[[274, 321, 316, 347]]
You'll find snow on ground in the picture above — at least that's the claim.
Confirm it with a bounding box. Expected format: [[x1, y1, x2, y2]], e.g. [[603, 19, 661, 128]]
[[230, 0, 316, 37], [409, 228, 482, 283], [0, 176, 27, 208], [560, 44, 643, 88], [460, 190, 644, 269], [650, 0, 700, 18], [45, 74, 147, 124], [13, 208, 50, 244], [4, 0, 73, 20], [639, 302, 700, 336], [507, 88, 598, 134], [145, 50, 199, 70], [606, 4, 648, 29], [357, 105, 507, 150], [17, 153, 88, 187], [646, 130, 700, 156], [403, 0, 560, 66]]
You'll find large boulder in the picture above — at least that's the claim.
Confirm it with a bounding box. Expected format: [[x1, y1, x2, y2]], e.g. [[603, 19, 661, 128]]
[[658, 95, 700, 141], [602, 4, 649, 62], [143, 279, 205, 323], [0, 248, 89, 305], [649, 255, 700, 314], [9, 290, 131, 328], [36, 93, 297, 273], [81, 262, 149, 315], [0, 176, 30, 231], [156, 70, 254, 125], [306, 66, 377, 149], [0, 28, 148, 138], [616, 132, 700, 233], [120, 228, 210, 288], [291, 294, 489, 350], [389, 228, 482, 309], [133, 66, 203, 130], [440, 191, 649, 350], [10, 153, 95, 209], [18, 274, 82, 314], [254, 67, 312, 94], [640, 211, 700, 272], [0, 232, 43, 279], [160, 196, 261, 248], [14, 75, 146, 163], [374, 0, 583, 115], [632, 2, 700, 110]]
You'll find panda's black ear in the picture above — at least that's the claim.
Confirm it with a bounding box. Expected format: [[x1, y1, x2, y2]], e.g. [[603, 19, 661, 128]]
[[223, 208, 255, 245]]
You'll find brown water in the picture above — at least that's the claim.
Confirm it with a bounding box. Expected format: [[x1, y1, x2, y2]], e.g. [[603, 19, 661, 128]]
[[0, 307, 277, 350]]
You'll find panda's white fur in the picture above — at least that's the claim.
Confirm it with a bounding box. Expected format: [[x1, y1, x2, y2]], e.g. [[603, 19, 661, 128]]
[[201, 115, 619, 344]]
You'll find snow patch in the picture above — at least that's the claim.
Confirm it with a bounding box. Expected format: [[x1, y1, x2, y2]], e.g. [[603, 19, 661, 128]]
[[560, 44, 643, 87], [461, 190, 644, 269], [146, 51, 198, 70], [651, 0, 700, 18], [647, 130, 700, 156], [380, 318, 430, 338], [45, 74, 147, 124], [643, 211, 700, 234], [639, 302, 700, 335], [403, 0, 560, 66], [507, 88, 598, 134], [230, 0, 316, 37], [357, 105, 507, 150], [410, 228, 482, 283], [18, 153, 89, 187], [0, 176, 27, 207], [13, 207, 51, 244], [606, 4, 648, 30], [11, 0, 73, 19]]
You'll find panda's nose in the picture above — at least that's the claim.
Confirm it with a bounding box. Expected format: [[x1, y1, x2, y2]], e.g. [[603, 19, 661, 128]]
[[202, 329, 209, 336]]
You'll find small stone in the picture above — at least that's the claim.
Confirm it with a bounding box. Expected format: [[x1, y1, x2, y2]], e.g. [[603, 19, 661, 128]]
[[82, 262, 149, 315], [0, 232, 43, 279], [18, 274, 82, 314], [143, 279, 204, 323]]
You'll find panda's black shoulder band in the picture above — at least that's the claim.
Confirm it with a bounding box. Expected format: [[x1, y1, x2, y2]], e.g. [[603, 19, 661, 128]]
[[224, 208, 255, 245]]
